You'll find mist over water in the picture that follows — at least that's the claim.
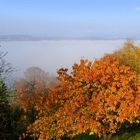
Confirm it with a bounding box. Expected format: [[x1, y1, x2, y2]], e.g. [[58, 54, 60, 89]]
[[0, 40, 127, 77]]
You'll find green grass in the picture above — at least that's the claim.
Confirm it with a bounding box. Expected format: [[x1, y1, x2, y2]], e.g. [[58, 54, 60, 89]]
[[111, 132, 140, 140], [70, 131, 140, 140]]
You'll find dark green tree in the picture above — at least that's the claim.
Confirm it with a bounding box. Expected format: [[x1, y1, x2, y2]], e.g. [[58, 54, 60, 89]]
[[0, 80, 12, 140]]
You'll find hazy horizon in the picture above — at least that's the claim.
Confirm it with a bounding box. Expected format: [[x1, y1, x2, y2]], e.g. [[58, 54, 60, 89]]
[[1, 39, 128, 78]]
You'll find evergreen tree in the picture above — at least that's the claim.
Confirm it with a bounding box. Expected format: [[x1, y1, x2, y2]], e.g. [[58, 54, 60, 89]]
[[0, 80, 12, 140]]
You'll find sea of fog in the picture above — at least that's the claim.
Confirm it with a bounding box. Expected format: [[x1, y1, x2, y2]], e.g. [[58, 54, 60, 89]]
[[0, 39, 137, 78]]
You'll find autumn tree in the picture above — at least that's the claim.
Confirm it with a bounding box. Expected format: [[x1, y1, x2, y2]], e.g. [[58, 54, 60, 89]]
[[24, 54, 140, 140], [16, 79, 48, 112], [16, 67, 52, 111], [15, 66, 58, 133], [114, 40, 140, 73]]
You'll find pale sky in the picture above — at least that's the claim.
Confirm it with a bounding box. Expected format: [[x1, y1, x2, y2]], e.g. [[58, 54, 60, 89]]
[[0, 0, 140, 38]]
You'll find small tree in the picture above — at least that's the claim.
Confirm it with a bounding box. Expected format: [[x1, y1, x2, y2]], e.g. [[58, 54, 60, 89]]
[[16, 67, 51, 112], [0, 50, 13, 80], [24, 66, 50, 87]]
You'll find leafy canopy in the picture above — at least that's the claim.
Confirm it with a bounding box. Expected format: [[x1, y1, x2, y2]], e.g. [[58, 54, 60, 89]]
[[25, 54, 140, 139]]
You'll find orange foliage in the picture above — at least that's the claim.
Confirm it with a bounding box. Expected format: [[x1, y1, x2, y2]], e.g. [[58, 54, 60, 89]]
[[16, 79, 48, 112], [24, 54, 140, 139]]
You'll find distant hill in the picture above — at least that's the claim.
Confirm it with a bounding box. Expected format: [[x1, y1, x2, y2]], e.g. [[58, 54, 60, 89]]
[[0, 35, 44, 41], [0, 34, 137, 41]]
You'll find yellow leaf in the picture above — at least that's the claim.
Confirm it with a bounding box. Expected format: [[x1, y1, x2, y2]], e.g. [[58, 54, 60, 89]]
[[89, 132, 94, 135]]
